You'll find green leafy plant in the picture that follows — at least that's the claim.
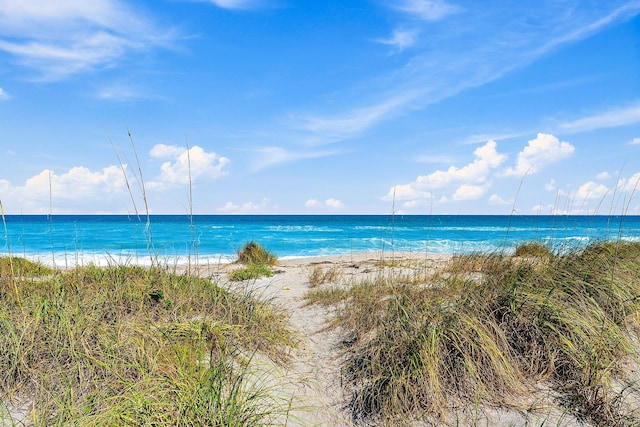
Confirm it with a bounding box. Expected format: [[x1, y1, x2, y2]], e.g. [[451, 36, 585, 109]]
[[230, 263, 274, 281]]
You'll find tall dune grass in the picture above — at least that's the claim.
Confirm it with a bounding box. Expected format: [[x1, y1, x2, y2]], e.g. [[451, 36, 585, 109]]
[[0, 263, 297, 425], [306, 241, 640, 426]]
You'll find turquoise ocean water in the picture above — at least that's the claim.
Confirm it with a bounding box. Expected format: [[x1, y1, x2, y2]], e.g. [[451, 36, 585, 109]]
[[1, 215, 639, 267]]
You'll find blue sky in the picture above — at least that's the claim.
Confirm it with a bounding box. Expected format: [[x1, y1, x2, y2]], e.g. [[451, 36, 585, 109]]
[[0, 0, 639, 215]]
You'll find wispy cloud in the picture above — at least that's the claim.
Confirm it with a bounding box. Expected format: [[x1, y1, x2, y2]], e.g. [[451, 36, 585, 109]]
[[631, 137, 640, 145], [251, 146, 339, 170], [391, 0, 461, 21], [0, 87, 9, 100], [530, 2, 640, 58], [96, 82, 166, 102], [375, 28, 419, 51], [0, 0, 175, 81], [292, 2, 640, 144], [558, 102, 640, 134], [208, 0, 268, 10], [293, 92, 418, 143]]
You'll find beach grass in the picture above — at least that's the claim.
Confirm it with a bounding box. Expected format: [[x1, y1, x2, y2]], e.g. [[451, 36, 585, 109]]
[[237, 242, 278, 266], [229, 242, 279, 281], [0, 263, 297, 426], [229, 262, 275, 281], [305, 241, 640, 426]]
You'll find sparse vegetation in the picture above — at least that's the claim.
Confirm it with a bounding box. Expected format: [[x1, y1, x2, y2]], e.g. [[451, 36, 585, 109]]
[[306, 241, 640, 426], [0, 262, 296, 426], [230, 263, 275, 281], [307, 264, 341, 287]]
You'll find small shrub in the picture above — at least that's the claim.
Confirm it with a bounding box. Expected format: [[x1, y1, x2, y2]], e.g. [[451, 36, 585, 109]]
[[237, 242, 277, 266], [230, 263, 274, 281]]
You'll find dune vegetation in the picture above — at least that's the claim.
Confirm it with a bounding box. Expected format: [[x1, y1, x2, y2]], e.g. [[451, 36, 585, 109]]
[[229, 242, 278, 281], [3, 239, 640, 426], [0, 257, 296, 426], [305, 241, 640, 426]]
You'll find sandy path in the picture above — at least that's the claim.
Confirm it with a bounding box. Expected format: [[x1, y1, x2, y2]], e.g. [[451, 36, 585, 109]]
[[212, 251, 450, 426]]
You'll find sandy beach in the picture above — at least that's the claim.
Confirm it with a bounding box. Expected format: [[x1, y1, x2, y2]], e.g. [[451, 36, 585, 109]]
[[187, 251, 583, 426], [6, 245, 639, 426], [197, 252, 608, 427], [192, 251, 452, 426]]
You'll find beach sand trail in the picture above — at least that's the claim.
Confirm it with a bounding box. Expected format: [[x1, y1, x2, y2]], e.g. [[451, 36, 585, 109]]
[[212, 252, 450, 426]]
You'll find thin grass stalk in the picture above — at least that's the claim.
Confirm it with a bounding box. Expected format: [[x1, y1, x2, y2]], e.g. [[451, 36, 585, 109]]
[[106, 129, 140, 220], [126, 126, 155, 265], [186, 137, 196, 275], [0, 197, 19, 303], [48, 170, 55, 269]]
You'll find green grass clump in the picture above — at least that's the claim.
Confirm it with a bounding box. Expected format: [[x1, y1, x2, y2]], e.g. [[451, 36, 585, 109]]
[[0, 256, 53, 277], [230, 263, 274, 281], [307, 242, 640, 426], [237, 241, 277, 266], [514, 241, 553, 258], [0, 264, 297, 426]]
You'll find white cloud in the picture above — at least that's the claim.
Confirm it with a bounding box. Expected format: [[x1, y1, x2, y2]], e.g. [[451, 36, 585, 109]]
[[392, 0, 461, 21], [25, 166, 126, 200], [576, 181, 609, 200], [617, 172, 640, 193], [150, 144, 230, 185], [0, 87, 9, 100], [305, 199, 322, 208], [503, 133, 574, 177], [324, 198, 344, 209], [0, 0, 173, 80], [631, 137, 640, 145], [219, 198, 270, 213], [376, 28, 419, 51], [150, 144, 186, 159], [558, 103, 640, 133], [385, 184, 431, 201], [305, 198, 344, 209], [401, 199, 427, 209], [383, 140, 506, 202], [452, 184, 487, 201], [489, 194, 511, 205], [544, 179, 556, 191], [0, 165, 129, 213], [596, 171, 611, 180]]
